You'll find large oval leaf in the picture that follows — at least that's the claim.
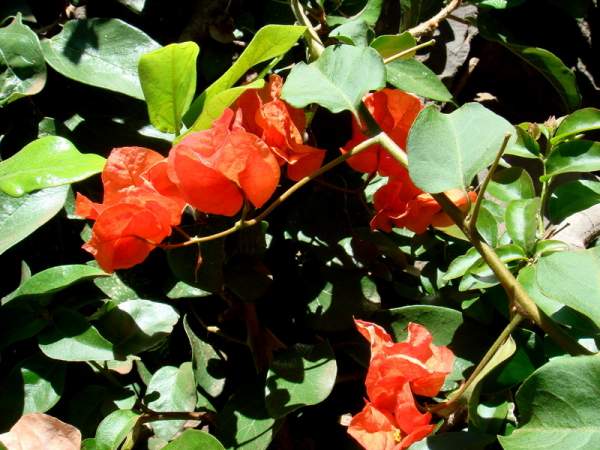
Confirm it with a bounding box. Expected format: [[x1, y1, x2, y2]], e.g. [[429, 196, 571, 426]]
[[163, 430, 225, 450], [0, 185, 68, 256], [544, 140, 600, 179], [0, 136, 105, 197], [281, 44, 385, 118], [386, 59, 453, 102], [265, 341, 337, 418], [552, 107, 600, 144], [548, 179, 600, 223], [41, 18, 160, 99], [499, 355, 600, 449], [0, 14, 46, 106], [94, 409, 140, 450], [407, 103, 515, 193], [505, 198, 540, 254], [488, 167, 535, 202]]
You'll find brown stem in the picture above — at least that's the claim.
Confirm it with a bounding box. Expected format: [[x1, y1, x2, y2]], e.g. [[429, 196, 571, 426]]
[[407, 0, 463, 38]]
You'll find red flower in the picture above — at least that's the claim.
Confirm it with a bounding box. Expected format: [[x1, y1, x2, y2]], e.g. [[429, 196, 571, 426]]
[[76, 147, 185, 272], [235, 74, 326, 180], [342, 89, 423, 177], [168, 108, 281, 216], [370, 176, 477, 234], [347, 320, 454, 450]]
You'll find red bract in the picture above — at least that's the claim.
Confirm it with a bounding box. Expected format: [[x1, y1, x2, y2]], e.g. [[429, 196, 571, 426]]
[[76, 147, 185, 272], [235, 74, 326, 180], [347, 320, 454, 450], [168, 109, 281, 216], [370, 176, 477, 234], [342, 89, 423, 177]]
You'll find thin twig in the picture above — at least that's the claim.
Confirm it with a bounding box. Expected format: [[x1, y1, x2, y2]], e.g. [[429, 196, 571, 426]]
[[407, 0, 463, 38], [290, 0, 324, 59], [383, 39, 436, 64]]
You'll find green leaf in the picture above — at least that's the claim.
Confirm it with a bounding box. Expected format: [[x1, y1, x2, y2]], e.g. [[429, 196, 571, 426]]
[[329, 20, 372, 47], [552, 107, 600, 144], [95, 409, 140, 450], [476, 206, 499, 247], [548, 180, 600, 223], [281, 44, 385, 118], [459, 245, 527, 291], [265, 341, 337, 418], [41, 18, 160, 99], [444, 247, 481, 281], [544, 140, 600, 179], [407, 103, 515, 193], [94, 272, 139, 303], [386, 59, 453, 102], [0, 185, 68, 255], [499, 355, 600, 450], [488, 167, 535, 202], [38, 308, 115, 361], [370, 32, 417, 59], [471, 0, 526, 8], [183, 25, 306, 127], [408, 431, 496, 449], [374, 305, 463, 346], [163, 430, 225, 450], [505, 198, 540, 254], [2, 264, 107, 305], [116, 0, 146, 14], [183, 315, 227, 398], [167, 238, 225, 294], [0, 136, 105, 197], [217, 382, 282, 450], [146, 363, 197, 441], [327, 0, 384, 26], [138, 42, 200, 134], [534, 240, 569, 258], [166, 281, 211, 299], [97, 299, 180, 356], [536, 247, 600, 329], [0, 14, 46, 105], [507, 124, 540, 159]]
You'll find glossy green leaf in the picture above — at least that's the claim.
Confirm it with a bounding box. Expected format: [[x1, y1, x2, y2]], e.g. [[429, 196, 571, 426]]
[[327, 0, 383, 26], [370, 32, 416, 59], [0, 136, 105, 197], [507, 125, 540, 159], [97, 299, 180, 356], [330, 20, 371, 47], [0, 14, 46, 105], [166, 281, 211, 299], [548, 180, 600, 223], [407, 103, 515, 193], [183, 315, 226, 398], [184, 25, 305, 127], [146, 363, 196, 440], [93, 272, 139, 303], [217, 382, 282, 450], [374, 305, 463, 346], [534, 240, 569, 258], [505, 198, 540, 254], [138, 42, 199, 134], [163, 430, 225, 450], [41, 18, 160, 99], [459, 244, 527, 291], [2, 264, 107, 305], [386, 59, 453, 102], [444, 247, 481, 281], [281, 44, 385, 117], [471, 0, 525, 8], [0, 185, 68, 255], [409, 431, 496, 450], [552, 107, 600, 143], [488, 167, 535, 202], [544, 140, 600, 179], [38, 308, 115, 362], [95, 409, 140, 450], [476, 206, 499, 247], [499, 355, 600, 449], [536, 247, 600, 329], [265, 341, 337, 418], [116, 0, 146, 13]]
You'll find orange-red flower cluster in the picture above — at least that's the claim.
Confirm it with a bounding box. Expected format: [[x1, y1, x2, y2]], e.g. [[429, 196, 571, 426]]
[[348, 320, 454, 450], [342, 89, 475, 234], [76, 75, 325, 272]]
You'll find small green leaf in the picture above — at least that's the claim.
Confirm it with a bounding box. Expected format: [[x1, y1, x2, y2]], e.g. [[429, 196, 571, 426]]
[[95, 409, 140, 450], [507, 124, 540, 159], [146, 363, 197, 441], [386, 59, 453, 102], [265, 341, 337, 418], [184, 25, 306, 127], [330, 20, 372, 47], [476, 206, 499, 247], [488, 167, 535, 202], [544, 140, 600, 179], [0, 186, 68, 255], [2, 264, 107, 305], [41, 18, 161, 99], [163, 430, 225, 450], [552, 107, 600, 144], [0, 14, 46, 105], [327, 0, 383, 26], [0, 136, 105, 197], [548, 180, 600, 223], [38, 308, 115, 361], [138, 42, 200, 134], [471, 0, 526, 8], [505, 198, 540, 254], [444, 247, 481, 281], [407, 103, 515, 193], [370, 32, 416, 59], [281, 44, 385, 118], [534, 240, 569, 258], [499, 355, 600, 450]]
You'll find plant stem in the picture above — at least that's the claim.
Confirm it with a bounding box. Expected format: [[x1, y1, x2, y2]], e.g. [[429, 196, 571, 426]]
[[290, 0, 324, 60], [383, 39, 436, 64], [538, 161, 550, 235], [408, 0, 463, 38]]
